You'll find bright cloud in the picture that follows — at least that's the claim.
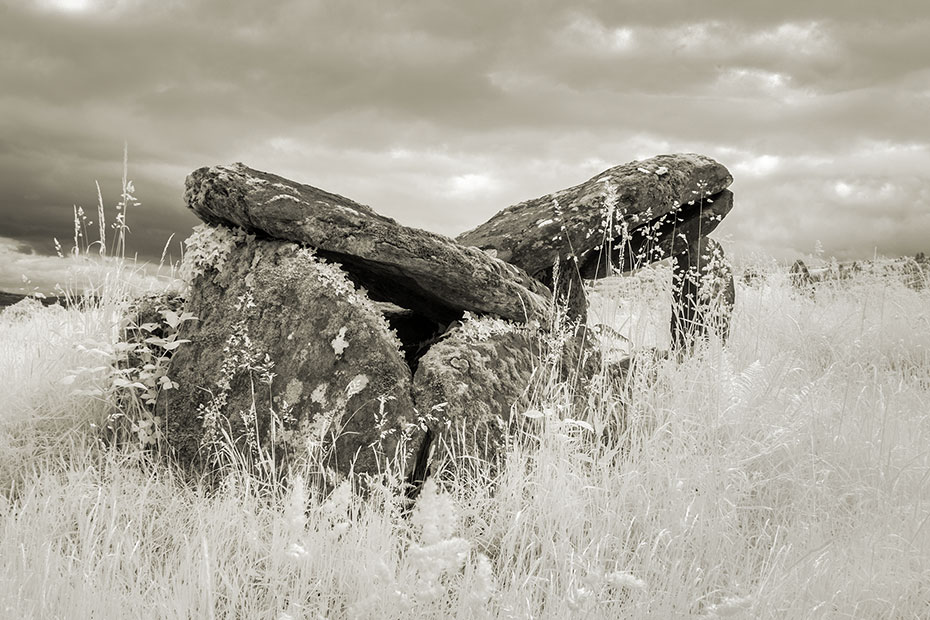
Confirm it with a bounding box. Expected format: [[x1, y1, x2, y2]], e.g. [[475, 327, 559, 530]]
[[733, 155, 781, 177], [446, 173, 499, 197]]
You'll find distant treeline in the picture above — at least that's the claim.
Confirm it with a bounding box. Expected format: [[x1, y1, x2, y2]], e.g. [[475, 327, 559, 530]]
[[0, 291, 97, 309]]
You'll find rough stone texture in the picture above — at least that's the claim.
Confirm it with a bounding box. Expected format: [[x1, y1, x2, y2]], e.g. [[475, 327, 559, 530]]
[[456, 154, 733, 284], [578, 189, 733, 279], [157, 232, 422, 480], [552, 258, 589, 324], [411, 316, 542, 468], [184, 163, 550, 324], [670, 237, 736, 350]]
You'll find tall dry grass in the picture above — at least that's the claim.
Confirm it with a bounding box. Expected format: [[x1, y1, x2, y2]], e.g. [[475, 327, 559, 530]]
[[1, 244, 929, 618]]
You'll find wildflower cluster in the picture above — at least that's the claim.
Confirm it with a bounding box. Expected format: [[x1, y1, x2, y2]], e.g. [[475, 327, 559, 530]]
[[339, 478, 497, 616], [456, 311, 519, 342], [696, 240, 733, 305], [564, 564, 649, 614], [178, 224, 254, 287], [197, 290, 277, 457], [299, 248, 403, 355], [407, 480, 496, 608]]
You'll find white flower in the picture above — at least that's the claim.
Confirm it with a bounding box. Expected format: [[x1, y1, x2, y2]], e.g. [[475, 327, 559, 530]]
[[284, 543, 307, 560], [605, 570, 647, 591], [283, 475, 308, 532], [321, 480, 353, 524]]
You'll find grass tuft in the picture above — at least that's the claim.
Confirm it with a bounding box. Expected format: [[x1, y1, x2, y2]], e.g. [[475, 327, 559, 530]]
[[2, 181, 929, 617]]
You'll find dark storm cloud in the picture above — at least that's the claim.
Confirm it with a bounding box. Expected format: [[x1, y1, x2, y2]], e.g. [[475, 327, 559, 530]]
[[1, 0, 928, 292]]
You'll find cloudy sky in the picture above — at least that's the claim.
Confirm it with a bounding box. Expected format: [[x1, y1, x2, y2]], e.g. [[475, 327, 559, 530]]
[[1, 0, 929, 292]]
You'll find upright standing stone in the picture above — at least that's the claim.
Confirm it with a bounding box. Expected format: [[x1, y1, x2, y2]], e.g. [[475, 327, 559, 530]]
[[411, 316, 542, 471], [670, 237, 735, 350], [789, 259, 814, 292], [158, 227, 423, 480]]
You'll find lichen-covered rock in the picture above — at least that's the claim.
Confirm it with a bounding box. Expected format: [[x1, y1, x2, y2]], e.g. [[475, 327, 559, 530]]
[[157, 227, 422, 480], [457, 154, 733, 285], [671, 237, 735, 350], [411, 315, 542, 467], [579, 189, 733, 278], [183, 163, 551, 324]]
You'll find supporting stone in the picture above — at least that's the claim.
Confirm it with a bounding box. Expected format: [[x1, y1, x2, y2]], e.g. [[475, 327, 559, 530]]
[[670, 237, 735, 350], [157, 231, 423, 481], [411, 316, 542, 475], [789, 259, 814, 290]]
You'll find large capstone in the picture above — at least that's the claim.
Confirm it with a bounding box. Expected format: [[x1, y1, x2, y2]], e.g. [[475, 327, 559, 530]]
[[578, 190, 733, 278], [456, 153, 733, 284], [184, 163, 551, 324]]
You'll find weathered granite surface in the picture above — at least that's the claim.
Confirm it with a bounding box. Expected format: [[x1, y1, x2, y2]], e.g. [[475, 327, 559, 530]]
[[157, 231, 422, 479], [578, 189, 733, 278], [411, 316, 541, 467], [184, 163, 551, 324], [457, 154, 733, 284]]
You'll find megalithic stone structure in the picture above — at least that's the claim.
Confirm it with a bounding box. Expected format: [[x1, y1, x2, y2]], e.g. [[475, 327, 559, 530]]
[[152, 154, 738, 489], [456, 153, 736, 345]]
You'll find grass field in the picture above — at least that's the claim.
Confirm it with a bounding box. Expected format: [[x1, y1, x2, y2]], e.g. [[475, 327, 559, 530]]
[[1, 257, 929, 619]]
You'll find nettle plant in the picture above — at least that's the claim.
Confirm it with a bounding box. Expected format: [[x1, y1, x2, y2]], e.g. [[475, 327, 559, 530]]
[[177, 223, 254, 292], [57, 148, 198, 448], [107, 302, 196, 446]]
